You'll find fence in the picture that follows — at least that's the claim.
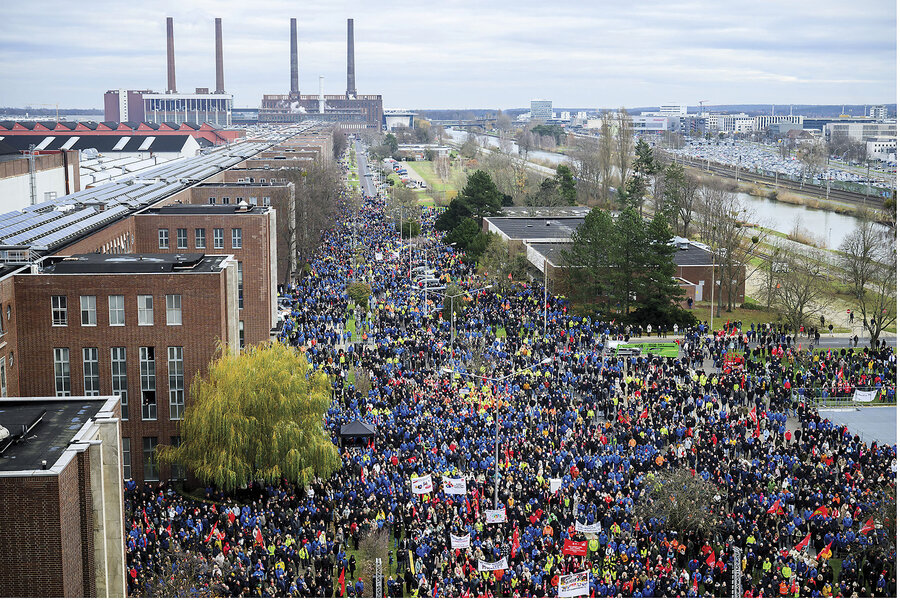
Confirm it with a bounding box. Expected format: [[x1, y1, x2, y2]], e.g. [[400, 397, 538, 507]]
[[793, 386, 896, 408]]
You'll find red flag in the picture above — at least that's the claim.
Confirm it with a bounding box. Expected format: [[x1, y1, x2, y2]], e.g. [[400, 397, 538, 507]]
[[507, 273, 513, 280], [204, 526, 219, 543], [563, 539, 588, 556], [706, 552, 716, 568], [754, 421, 760, 439], [812, 506, 830, 518], [512, 527, 521, 558], [749, 405, 758, 423], [767, 499, 781, 514], [838, 367, 844, 381], [816, 541, 832, 561], [794, 532, 811, 553], [860, 518, 875, 535], [339, 567, 346, 597], [217, 529, 226, 541], [434, 580, 438, 597], [166, 523, 172, 536], [639, 407, 649, 421], [254, 527, 265, 547], [142, 507, 149, 526]]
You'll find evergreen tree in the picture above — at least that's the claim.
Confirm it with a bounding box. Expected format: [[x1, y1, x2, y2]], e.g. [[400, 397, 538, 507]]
[[608, 207, 648, 315], [642, 212, 684, 307], [435, 170, 502, 232], [555, 165, 577, 206], [562, 208, 616, 311]]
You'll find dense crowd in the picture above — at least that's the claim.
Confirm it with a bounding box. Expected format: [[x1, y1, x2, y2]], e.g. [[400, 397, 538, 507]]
[[124, 148, 896, 598]]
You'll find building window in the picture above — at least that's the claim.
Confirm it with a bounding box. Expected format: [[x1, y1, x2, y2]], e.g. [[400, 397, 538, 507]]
[[222, 196, 230, 205], [249, 196, 258, 205], [168, 346, 184, 420], [236, 197, 243, 204], [158, 228, 169, 249], [51, 295, 67, 326], [143, 437, 158, 481], [239, 320, 245, 349], [83, 347, 100, 396], [138, 295, 153, 326], [195, 228, 206, 249], [80, 295, 97, 326], [0, 302, 5, 335], [237, 261, 243, 309], [140, 347, 156, 420], [176, 228, 188, 249], [166, 294, 182, 326], [170, 436, 185, 480], [213, 228, 224, 249], [109, 295, 125, 326], [208, 196, 216, 205], [231, 228, 242, 249], [260, 178, 266, 183], [0, 357, 6, 397], [122, 437, 131, 480], [54, 348, 71, 396], [263, 196, 271, 206], [111, 347, 128, 420]]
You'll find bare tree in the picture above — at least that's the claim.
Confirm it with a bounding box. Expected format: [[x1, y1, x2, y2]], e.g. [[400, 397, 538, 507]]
[[614, 107, 634, 186], [796, 140, 827, 186], [496, 109, 512, 132], [771, 244, 831, 335], [284, 159, 342, 272], [839, 213, 897, 347], [634, 469, 723, 539], [141, 551, 227, 598]]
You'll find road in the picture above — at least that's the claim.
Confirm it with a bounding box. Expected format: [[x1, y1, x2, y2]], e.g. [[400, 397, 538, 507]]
[[355, 139, 376, 197]]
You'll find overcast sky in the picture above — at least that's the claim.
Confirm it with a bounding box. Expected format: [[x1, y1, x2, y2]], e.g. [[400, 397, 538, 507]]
[[0, 0, 895, 110]]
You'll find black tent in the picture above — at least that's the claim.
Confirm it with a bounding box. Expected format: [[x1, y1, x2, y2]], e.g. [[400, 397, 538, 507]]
[[339, 420, 375, 446]]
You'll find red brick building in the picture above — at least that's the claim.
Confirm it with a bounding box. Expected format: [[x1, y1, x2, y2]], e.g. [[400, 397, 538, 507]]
[[13, 254, 240, 483], [0, 395, 125, 597]]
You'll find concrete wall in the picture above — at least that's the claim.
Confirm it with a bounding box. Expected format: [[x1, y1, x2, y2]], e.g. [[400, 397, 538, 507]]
[[0, 151, 80, 212]]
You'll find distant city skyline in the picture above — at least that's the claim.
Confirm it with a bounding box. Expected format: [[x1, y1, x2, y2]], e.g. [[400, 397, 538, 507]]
[[0, 0, 895, 111]]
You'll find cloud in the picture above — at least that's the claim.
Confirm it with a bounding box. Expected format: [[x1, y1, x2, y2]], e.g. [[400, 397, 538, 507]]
[[0, 0, 894, 110]]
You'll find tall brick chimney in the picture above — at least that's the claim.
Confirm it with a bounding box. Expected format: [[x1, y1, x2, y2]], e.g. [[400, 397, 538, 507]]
[[346, 18, 356, 99], [166, 17, 177, 93], [214, 18, 225, 94], [290, 18, 299, 94]]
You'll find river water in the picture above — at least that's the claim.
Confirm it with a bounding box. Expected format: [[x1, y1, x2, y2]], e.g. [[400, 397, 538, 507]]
[[444, 128, 883, 249]]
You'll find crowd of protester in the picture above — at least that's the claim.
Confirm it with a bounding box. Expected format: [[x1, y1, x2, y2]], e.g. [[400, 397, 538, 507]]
[[124, 149, 896, 598]]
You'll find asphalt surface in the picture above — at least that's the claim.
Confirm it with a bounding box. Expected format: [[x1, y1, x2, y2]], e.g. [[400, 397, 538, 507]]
[[355, 139, 376, 197]]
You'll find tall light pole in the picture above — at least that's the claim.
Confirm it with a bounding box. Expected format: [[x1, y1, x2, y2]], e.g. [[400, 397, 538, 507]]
[[444, 357, 552, 506], [446, 285, 492, 346]]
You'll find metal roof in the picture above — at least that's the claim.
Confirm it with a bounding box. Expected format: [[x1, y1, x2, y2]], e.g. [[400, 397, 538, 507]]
[[0, 123, 316, 255]]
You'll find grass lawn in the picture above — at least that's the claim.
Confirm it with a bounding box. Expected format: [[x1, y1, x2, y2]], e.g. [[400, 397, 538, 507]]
[[688, 301, 783, 330], [410, 160, 463, 195]]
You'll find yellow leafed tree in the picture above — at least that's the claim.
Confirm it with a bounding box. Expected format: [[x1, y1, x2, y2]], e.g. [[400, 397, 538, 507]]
[[157, 343, 341, 491]]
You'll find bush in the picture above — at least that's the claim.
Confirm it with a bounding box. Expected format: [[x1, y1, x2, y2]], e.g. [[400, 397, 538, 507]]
[[346, 281, 372, 308], [741, 299, 764, 310]]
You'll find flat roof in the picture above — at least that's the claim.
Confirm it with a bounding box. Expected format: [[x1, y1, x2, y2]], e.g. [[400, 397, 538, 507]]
[[143, 204, 270, 215], [528, 241, 714, 268], [528, 242, 570, 267], [0, 397, 112, 473], [486, 217, 584, 241], [500, 206, 592, 218], [41, 253, 227, 274]]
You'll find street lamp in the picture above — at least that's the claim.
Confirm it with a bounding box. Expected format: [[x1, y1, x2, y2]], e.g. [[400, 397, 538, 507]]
[[445, 284, 493, 346], [443, 357, 552, 506]]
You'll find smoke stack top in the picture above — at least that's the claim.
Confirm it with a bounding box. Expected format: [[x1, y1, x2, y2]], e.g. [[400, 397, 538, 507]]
[[166, 17, 177, 93], [290, 18, 299, 94], [214, 18, 225, 94], [346, 18, 356, 99]]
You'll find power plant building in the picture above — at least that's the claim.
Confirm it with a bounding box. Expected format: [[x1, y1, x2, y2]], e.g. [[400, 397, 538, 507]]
[[103, 17, 233, 127], [258, 18, 383, 131]]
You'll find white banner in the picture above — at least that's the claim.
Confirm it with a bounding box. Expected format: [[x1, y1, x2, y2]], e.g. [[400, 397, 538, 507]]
[[450, 534, 470, 549], [559, 571, 590, 598], [443, 477, 467, 495], [411, 475, 433, 495], [485, 508, 507, 524], [375, 252, 384, 261], [550, 478, 563, 494], [853, 389, 879, 403], [575, 521, 603, 534], [478, 557, 508, 571]]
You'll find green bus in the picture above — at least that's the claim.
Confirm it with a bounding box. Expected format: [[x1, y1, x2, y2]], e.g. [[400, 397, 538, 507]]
[[614, 341, 680, 358]]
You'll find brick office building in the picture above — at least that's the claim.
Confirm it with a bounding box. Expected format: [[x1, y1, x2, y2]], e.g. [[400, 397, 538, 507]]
[[0, 395, 125, 597], [13, 254, 240, 482], [188, 182, 295, 285], [133, 204, 278, 344]]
